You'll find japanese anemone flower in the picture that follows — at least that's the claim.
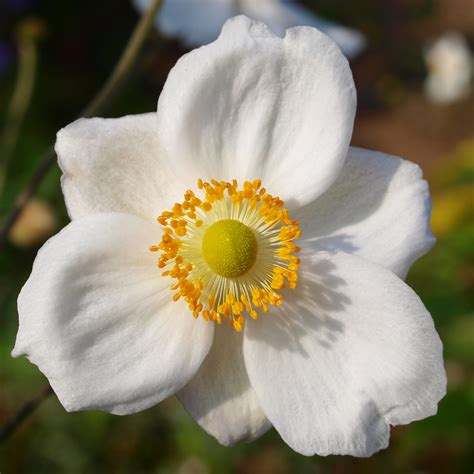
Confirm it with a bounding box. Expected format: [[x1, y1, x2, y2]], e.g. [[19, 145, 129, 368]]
[[133, 0, 366, 59], [13, 16, 446, 457]]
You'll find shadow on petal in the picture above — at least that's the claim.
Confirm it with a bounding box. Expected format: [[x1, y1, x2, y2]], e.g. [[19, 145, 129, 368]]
[[246, 257, 350, 357], [293, 148, 402, 244]]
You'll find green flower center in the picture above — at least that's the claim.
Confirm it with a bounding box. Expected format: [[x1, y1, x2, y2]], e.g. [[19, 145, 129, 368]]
[[202, 219, 258, 278]]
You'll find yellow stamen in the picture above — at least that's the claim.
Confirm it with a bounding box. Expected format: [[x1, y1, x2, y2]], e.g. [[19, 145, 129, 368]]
[[150, 179, 301, 332]]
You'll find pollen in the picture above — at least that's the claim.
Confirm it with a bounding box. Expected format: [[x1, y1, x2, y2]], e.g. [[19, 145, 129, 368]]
[[150, 179, 301, 332]]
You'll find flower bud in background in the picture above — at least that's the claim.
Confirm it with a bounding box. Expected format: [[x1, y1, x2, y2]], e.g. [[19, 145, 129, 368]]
[[9, 198, 57, 248], [424, 32, 473, 105], [133, 0, 366, 59]]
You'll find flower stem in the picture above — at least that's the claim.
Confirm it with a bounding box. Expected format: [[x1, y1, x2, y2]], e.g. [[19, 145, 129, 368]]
[[0, 0, 162, 250], [0, 385, 53, 444], [81, 0, 161, 117]]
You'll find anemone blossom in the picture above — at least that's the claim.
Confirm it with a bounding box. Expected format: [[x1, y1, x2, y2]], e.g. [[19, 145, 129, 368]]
[[13, 16, 445, 457]]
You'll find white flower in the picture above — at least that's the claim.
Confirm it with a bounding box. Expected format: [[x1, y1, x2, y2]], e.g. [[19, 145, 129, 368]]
[[13, 17, 446, 457], [134, 0, 366, 59], [424, 32, 473, 104]]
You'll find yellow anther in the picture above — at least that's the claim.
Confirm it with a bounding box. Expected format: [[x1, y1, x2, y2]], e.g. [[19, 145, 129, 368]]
[[233, 320, 243, 332], [151, 178, 301, 332], [208, 295, 216, 308], [225, 293, 235, 305]]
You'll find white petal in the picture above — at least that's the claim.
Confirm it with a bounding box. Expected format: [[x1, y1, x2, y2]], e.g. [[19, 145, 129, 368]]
[[241, 0, 366, 59], [297, 147, 436, 279], [178, 323, 271, 446], [243, 250, 446, 457], [157, 15, 356, 206], [56, 113, 179, 221], [13, 213, 214, 415]]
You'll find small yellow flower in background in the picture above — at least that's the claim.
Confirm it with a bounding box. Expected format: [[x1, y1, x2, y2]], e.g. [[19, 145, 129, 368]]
[[429, 139, 474, 237], [9, 198, 57, 248], [430, 139, 474, 189], [431, 185, 473, 237], [13, 17, 445, 457]]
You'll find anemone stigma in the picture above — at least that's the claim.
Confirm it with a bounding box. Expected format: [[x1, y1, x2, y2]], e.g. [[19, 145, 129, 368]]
[[150, 179, 301, 332]]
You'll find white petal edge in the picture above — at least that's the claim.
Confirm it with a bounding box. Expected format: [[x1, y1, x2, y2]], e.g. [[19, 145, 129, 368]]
[[13, 213, 214, 415], [243, 250, 446, 457], [157, 15, 356, 207], [297, 147, 436, 279], [56, 113, 180, 221], [178, 322, 271, 446], [241, 0, 366, 59]]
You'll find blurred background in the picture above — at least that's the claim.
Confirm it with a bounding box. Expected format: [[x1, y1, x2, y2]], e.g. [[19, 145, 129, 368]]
[[0, 0, 473, 472]]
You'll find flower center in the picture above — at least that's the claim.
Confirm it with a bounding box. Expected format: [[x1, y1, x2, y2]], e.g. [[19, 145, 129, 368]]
[[202, 219, 258, 278], [150, 179, 301, 332]]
